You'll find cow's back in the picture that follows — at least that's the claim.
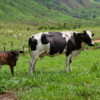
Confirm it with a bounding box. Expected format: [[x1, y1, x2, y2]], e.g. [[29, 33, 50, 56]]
[[29, 31, 78, 56]]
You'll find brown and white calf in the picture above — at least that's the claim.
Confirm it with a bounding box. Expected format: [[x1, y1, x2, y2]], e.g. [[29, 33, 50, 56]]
[[0, 50, 22, 76], [28, 30, 94, 75]]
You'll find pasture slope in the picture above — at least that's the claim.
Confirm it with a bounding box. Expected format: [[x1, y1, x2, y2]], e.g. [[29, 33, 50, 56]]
[[0, 0, 100, 22], [0, 21, 100, 99]]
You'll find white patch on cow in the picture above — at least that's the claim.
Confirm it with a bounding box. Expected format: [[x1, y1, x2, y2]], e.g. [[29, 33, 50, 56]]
[[35, 32, 50, 52], [43, 43, 50, 52], [86, 30, 94, 45], [30, 32, 51, 59], [86, 30, 92, 39], [61, 31, 78, 42], [31, 32, 49, 42]]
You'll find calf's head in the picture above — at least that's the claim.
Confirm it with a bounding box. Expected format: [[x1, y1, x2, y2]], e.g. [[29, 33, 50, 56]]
[[11, 50, 19, 61], [82, 30, 94, 46]]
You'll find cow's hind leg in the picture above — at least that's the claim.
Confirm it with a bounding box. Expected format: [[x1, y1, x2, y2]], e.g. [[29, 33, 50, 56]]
[[32, 59, 37, 71], [30, 55, 38, 75]]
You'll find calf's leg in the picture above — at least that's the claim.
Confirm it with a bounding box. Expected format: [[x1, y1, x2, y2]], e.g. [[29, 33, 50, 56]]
[[10, 66, 14, 77]]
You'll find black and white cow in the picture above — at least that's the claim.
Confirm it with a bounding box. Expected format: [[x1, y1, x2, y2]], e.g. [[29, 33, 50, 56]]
[[28, 30, 94, 75]]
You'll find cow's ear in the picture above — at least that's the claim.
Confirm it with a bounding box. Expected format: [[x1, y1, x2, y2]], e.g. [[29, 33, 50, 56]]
[[83, 30, 87, 34], [92, 33, 94, 37], [83, 30, 88, 37], [83, 30, 86, 33]]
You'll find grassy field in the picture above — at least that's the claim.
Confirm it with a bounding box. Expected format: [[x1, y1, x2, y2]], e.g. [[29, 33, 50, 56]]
[[0, 21, 100, 99], [0, 48, 100, 100]]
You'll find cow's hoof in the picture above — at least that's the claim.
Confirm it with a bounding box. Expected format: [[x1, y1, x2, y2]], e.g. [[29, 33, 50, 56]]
[[69, 68, 72, 71]]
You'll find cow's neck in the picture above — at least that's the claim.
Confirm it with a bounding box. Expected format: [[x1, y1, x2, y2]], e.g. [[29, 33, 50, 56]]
[[75, 33, 83, 50], [81, 42, 87, 48]]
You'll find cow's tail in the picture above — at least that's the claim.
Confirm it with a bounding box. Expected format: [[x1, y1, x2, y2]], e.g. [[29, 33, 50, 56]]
[[28, 37, 32, 55], [28, 36, 38, 55]]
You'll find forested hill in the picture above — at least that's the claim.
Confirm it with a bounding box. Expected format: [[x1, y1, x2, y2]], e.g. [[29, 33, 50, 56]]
[[0, 0, 100, 22]]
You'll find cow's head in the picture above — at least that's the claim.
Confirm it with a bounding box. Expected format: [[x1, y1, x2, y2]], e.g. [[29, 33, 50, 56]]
[[82, 30, 94, 46]]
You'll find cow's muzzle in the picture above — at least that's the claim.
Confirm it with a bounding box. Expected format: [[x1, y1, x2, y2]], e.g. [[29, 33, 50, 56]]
[[89, 44, 94, 46], [89, 41, 94, 46]]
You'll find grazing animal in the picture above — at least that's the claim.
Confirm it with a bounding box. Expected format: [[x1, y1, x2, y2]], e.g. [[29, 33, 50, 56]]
[[28, 30, 94, 75], [0, 50, 23, 76]]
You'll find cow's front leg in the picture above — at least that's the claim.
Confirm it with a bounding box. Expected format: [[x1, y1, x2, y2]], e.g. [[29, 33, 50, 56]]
[[66, 54, 71, 72], [69, 57, 72, 71]]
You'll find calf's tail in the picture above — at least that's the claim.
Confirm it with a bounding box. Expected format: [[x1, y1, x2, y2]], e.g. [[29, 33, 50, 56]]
[[19, 51, 23, 53]]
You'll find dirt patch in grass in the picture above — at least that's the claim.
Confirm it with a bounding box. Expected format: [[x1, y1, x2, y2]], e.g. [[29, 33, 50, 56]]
[[0, 91, 16, 100], [94, 40, 100, 43]]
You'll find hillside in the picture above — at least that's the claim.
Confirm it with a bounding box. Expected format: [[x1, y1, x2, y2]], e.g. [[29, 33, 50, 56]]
[[0, 0, 73, 22], [36, 0, 100, 19], [0, 0, 100, 23], [94, 0, 100, 2]]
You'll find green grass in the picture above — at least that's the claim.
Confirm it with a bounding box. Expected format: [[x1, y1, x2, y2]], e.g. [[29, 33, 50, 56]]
[[0, 49, 100, 100], [0, 21, 100, 99]]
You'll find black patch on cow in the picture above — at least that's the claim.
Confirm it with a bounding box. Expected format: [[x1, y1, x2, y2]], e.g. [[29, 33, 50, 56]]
[[69, 57, 71, 63], [41, 31, 93, 57], [41, 34, 48, 44], [66, 33, 82, 56], [28, 37, 37, 51], [45, 32, 67, 55]]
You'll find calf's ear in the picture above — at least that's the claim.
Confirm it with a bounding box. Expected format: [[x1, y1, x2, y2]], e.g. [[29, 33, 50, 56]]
[[11, 51, 15, 54], [11, 51, 16, 55], [11, 51, 18, 56], [19, 51, 23, 53]]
